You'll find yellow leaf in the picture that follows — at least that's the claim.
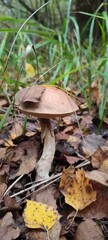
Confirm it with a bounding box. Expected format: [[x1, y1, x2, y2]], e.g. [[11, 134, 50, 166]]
[[4, 139, 15, 147], [25, 63, 35, 77], [60, 167, 96, 211], [23, 200, 59, 230]]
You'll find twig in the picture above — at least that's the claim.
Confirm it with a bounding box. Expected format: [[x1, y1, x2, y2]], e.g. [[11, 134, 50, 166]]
[[18, 176, 61, 204], [10, 173, 61, 199], [3, 174, 24, 197]]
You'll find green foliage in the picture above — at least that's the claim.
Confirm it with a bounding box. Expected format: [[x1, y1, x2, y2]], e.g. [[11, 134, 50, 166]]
[[0, 1, 108, 131]]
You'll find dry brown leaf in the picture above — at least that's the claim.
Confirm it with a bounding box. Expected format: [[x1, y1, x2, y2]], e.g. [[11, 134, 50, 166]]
[[60, 167, 96, 210], [35, 185, 58, 208], [80, 115, 93, 128], [91, 79, 105, 107], [74, 219, 104, 240], [64, 155, 81, 164], [4, 139, 15, 147], [8, 138, 38, 178], [26, 222, 62, 240], [26, 230, 47, 240], [92, 147, 108, 172], [14, 156, 36, 177], [4, 196, 19, 211], [4, 122, 23, 147], [18, 85, 45, 103], [62, 116, 72, 125], [62, 126, 74, 134], [0, 212, 20, 240], [56, 132, 69, 141], [60, 237, 67, 240], [68, 135, 80, 149], [56, 140, 75, 155], [0, 148, 6, 161], [0, 183, 7, 201], [26, 229, 67, 240], [79, 102, 88, 109], [81, 133, 105, 157], [77, 180, 108, 219], [100, 159, 108, 172], [9, 122, 23, 139], [0, 98, 7, 108], [0, 164, 9, 175], [85, 170, 108, 187]]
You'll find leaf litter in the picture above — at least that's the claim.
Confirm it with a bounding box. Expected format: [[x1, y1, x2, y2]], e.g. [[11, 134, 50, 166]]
[[0, 92, 108, 239]]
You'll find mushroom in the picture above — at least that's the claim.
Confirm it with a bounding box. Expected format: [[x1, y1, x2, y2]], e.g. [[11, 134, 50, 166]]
[[15, 85, 78, 179]]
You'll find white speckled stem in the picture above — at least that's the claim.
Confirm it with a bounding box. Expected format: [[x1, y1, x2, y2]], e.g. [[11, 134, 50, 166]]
[[36, 119, 55, 180]]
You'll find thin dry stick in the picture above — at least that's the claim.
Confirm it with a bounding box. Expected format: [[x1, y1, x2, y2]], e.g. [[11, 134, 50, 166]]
[[18, 176, 61, 205], [3, 174, 24, 197], [10, 174, 61, 199]]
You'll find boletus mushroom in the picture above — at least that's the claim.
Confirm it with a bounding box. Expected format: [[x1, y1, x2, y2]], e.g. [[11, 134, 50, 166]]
[[15, 85, 78, 179]]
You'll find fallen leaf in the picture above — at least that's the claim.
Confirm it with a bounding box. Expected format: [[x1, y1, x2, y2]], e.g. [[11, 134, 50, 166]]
[[4, 196, 20, 211], [85, 170, 108, 187], [80, 115, 93, 128], [14, 156, 36, 177], [64, 155, 81, 164], [100, 159, 108, 172], [77, 180, 108, 219], [62, 126, 74, 134], [18, 85, 45, 103], [9, 138, 38, 178], [4, 122, 23, 147], [24, 200, 59, 230], [0, 148, 6, 161], [79, 102, 88, 109], [60, 167, 96, 210], [35, 185, 59, 208], [26, 230, 47, 240], [81, 133, 105, 157], [74, 219, 104, 240], [0, 183, 7, 201], [0, 212, 20, 240], [26, 225, 65, 240], [9, 122, 23, 139], [67, 135, 81, 149], [25, 63, 35, 77], [56, 140, 75, 155], [92, 146, 108, 172], [0, 98, 7, 108], [0, 164, 9, 175], [4, 139, 15, 147], [62, 116, 72, 125], [56, 132, 69, 141], [34, 185, 61, 240], [91, 79, 104, 107]]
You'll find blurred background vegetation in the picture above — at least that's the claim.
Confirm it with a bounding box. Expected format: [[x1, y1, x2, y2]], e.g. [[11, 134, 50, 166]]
[[0, 0, 108, 129]]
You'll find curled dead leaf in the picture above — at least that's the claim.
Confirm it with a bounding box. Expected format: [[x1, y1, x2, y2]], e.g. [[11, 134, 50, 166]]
[[81, 133, 105, 157], [92, 146, 108, 173], [0, 212, 20, 240]]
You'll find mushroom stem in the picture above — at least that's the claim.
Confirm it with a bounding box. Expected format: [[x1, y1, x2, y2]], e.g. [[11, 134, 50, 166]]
[[36, 119, 55, 179]]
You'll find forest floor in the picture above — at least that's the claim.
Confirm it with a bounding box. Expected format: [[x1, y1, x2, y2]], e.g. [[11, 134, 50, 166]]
[[0, 86, 108, 240]]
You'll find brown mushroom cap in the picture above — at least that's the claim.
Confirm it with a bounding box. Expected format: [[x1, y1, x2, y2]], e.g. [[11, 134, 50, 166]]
[[15, 85, 78, 118]]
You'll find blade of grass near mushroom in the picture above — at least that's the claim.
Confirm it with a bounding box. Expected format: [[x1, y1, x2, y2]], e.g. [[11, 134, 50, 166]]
[[15, 85, 78, 180]]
